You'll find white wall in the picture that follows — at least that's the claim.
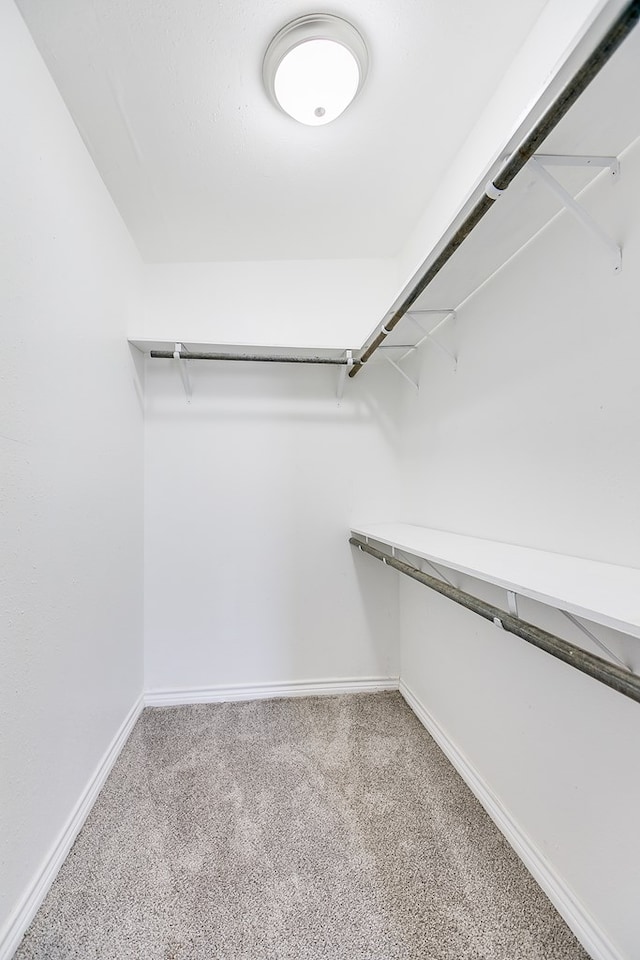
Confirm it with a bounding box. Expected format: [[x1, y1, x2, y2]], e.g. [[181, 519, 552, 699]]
[[395, 133, 640, 958], [144, 359, 402, 693], [0, 0, 144, 951], [138, 259, 399, 349]]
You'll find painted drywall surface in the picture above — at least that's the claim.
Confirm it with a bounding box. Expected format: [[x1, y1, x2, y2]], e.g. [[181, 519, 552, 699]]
[[0, 0, 143, 945], [399, 579, 640, 955], [144, 360, 402, 692], [395, 135, 640, 956], [394, 0, 625, 298], [400, 137, 640, 565], [138, 259, 399, 349]]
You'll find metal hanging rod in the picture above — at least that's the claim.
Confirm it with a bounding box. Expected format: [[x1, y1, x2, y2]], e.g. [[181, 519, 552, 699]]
[[350, 537, 640, 705], [150, 350, 350, 365], [349, 0, 640, 378]]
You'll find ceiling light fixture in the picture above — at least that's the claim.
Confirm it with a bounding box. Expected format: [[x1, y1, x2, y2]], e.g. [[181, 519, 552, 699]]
[[263, 14, 368, 126]]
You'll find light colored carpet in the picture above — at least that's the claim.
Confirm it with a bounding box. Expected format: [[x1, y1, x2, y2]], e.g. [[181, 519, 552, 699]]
[[16, 693, 589, 959]]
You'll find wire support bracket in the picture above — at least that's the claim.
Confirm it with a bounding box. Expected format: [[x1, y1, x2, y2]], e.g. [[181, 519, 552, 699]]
[[384, 355, 419, 391], [402, 310, 457, 369], [423, 557, 455, 587], [173, 342, 192, 404], [529, 156, 622, 272], [560, 609, 633, 673]]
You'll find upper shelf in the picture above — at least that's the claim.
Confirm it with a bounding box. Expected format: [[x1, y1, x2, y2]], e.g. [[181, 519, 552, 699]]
[[128, 337, 418, 364], [350, 522, 640, 639], [376, 20, 640, 342]]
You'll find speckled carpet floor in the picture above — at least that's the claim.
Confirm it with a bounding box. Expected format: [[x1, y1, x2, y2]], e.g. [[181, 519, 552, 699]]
[[16, 692, 588, 959]]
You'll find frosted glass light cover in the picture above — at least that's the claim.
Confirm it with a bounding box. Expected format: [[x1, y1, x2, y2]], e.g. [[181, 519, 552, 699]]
[[263, 15, 368, 126], [274, 40, 360, 126]]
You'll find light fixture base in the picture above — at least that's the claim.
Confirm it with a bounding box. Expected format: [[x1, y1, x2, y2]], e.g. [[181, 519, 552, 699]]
[[263, 14, 368, 126]]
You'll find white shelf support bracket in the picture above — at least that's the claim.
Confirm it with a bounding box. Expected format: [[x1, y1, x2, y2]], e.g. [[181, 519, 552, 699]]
[[384, 354, 419, 391], [507, 590, 519, 617], [529, 157, 621, 273], [423, 558, 455, 587], [534, 154, 620, 182], [560, 610, 632, 672], [397, 550, 421, 571], [173, 342, 192, 403], [402, 310, 457, 369], [337, 350, 353, 400], [396, 550, 455, 587]]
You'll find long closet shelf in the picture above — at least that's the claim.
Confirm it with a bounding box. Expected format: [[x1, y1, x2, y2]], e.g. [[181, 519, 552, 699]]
[[350, 523, 640, 639], [128, 338, 415, 362], [129, 337, 352, 360]]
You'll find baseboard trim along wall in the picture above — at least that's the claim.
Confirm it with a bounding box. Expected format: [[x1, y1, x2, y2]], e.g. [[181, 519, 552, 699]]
[[5, 678, 614, 960], [144, 675, 399, 707], [0, 695, 144, 960], [399, 679, 621, 960]]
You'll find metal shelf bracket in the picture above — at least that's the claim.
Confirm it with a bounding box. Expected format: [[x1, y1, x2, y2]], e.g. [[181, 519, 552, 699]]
[[173, 342, 192, 403], [384, 354, 419, 391], [560, 609, 632, 672], [534, 154, 620, 181], [395, 549, 455, 586], [529, 156, 621, 273], [402, 310, 457, 369], [337, 350, 353, 400]]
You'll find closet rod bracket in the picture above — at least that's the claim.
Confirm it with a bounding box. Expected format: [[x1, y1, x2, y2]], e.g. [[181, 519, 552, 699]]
[[337, 350, 353, 400], [173, 342, 192, 403]]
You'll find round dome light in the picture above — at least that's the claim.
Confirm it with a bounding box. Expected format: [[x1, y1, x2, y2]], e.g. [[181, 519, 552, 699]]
[[263, 15, 368, 126]]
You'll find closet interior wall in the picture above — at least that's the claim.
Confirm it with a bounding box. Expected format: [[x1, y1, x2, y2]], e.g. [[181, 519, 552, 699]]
[[393, 129, 640, 956], [0, 0, 144, 948], [143, 359, 402, 696]]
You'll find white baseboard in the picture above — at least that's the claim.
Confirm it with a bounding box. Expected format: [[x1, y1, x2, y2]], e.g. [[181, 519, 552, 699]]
[[0, 695, 144, 960], [145, 675, 399, 707], [399, 679, 620, 960]]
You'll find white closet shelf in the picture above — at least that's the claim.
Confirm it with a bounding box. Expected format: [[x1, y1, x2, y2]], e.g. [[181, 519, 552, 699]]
[[129, 338, 351, 357], [350, 522, 640, 639]]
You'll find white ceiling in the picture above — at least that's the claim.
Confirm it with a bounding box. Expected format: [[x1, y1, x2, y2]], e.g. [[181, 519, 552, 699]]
[[16, 0, 549, 263]]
